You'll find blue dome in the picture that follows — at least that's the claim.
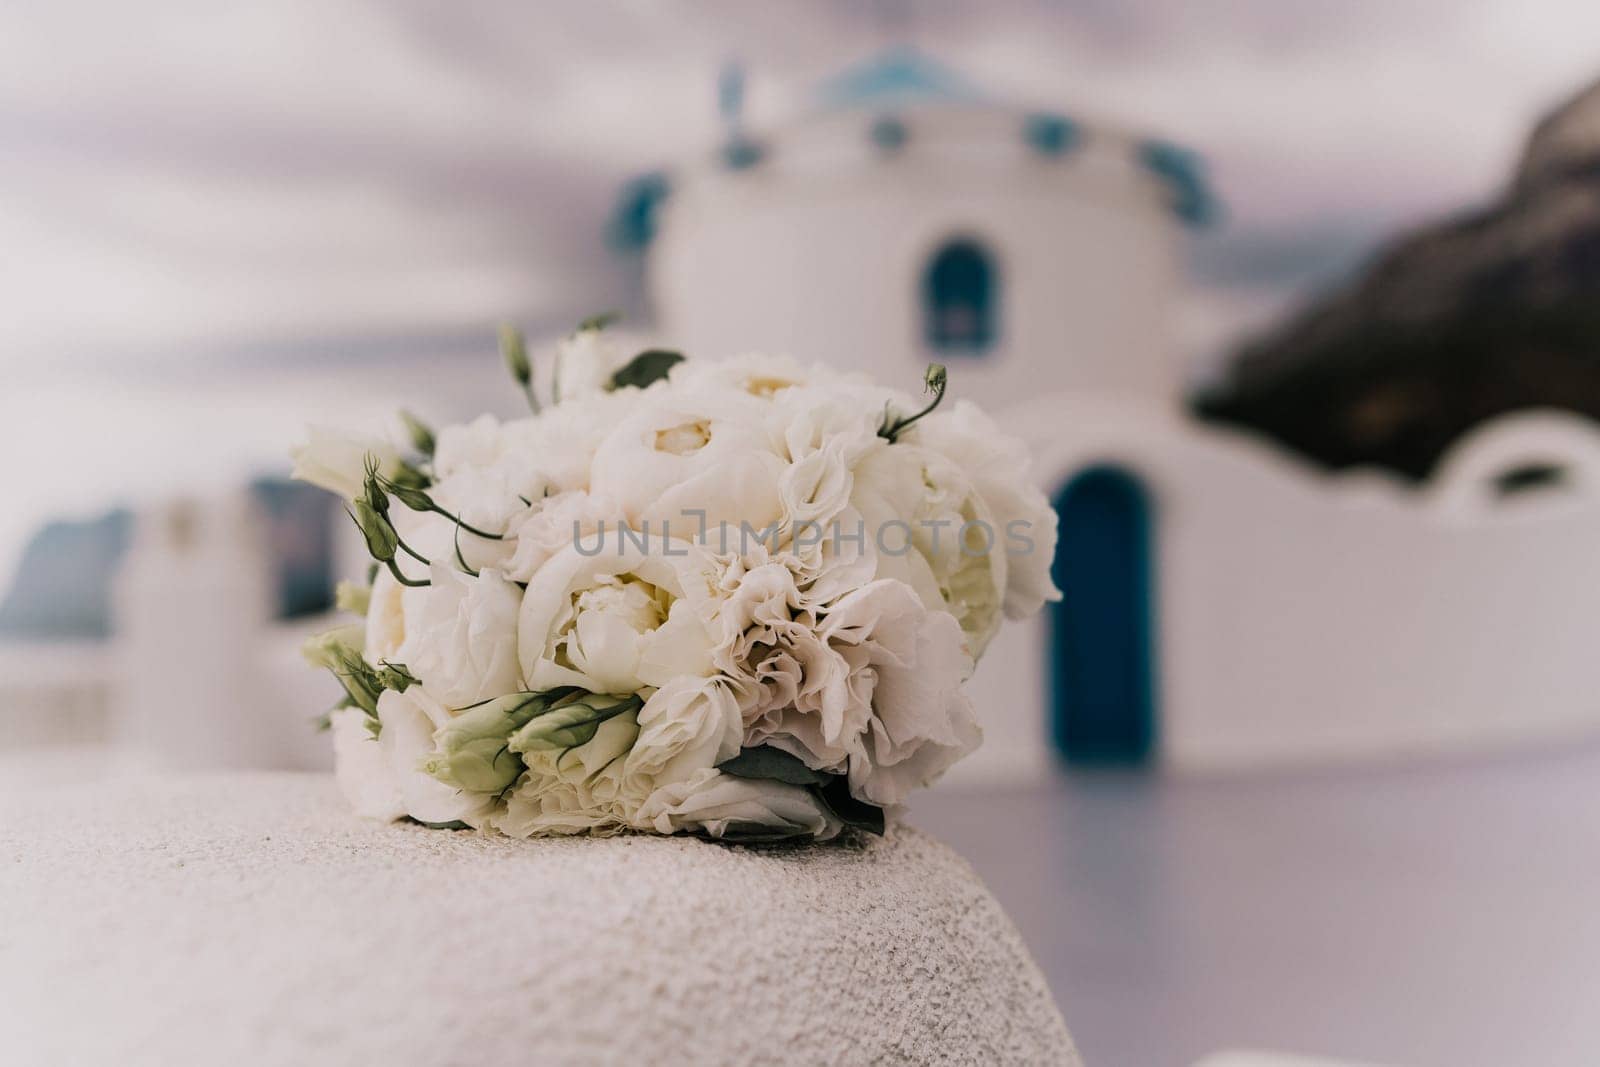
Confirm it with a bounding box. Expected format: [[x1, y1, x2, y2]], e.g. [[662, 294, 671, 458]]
[[815, 47, 986, 111]]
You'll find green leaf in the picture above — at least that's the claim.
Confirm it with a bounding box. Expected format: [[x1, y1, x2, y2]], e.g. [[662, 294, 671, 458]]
[[578, 311, 620, 332], [608, 349, 685, 391], [811, 775, 886, 836], [717, 745, 830, 786], [710, 822, 815, 845]]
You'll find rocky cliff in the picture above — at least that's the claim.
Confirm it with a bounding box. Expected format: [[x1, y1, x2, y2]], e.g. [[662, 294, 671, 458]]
[[1200, 76, 1600, 479]]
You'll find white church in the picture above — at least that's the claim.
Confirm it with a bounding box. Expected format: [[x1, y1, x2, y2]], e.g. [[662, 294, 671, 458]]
[[22, 49, 1600, 785], [614, 48, 1600, 781]]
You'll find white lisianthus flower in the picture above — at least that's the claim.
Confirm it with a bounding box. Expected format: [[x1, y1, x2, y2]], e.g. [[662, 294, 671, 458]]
[[589, 387, 785, 535], [822, 581, 981, 806], [517, 529, 716, 695], [743, 578, 981, 807], [911, 400, 1062, 619], [330, 706, 403, 821], [503, 490, 623, 584], [377, 687, 495, 825], [290, 425, 400, 500], [494, 712, 640, 837], [699, 552, 834, 720], [406, 564, 523, 710], [553, 325, 632, 402], [635, 768, 842, 841]]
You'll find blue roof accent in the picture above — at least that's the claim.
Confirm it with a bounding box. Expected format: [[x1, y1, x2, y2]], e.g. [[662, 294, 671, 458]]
[[608, 171, 672, 252], [1024, 112, 1081, 157], [816, 47, 985, 110], [869, 115, 909, 153], [1136, 139, 1220, 228], [720, 134, 766, 171]]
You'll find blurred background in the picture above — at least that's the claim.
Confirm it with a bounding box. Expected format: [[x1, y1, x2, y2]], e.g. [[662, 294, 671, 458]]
[[7, 3, 1600, 1065]]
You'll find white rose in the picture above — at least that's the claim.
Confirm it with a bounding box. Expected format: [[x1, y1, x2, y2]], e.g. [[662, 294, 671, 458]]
[[635, 768, 841, 841], [517, 529, 716, 695], [494, 711, 639, 837], [330, 706, 403, 821], [850, 442, 1006, 658], [670, 351, 851, 400], [432, 413, 507, 480], [500, 391, 632, 494], [405, 564, 523, 709], [553, 326, 631, 402], [290, 425, 400, 500], [622, 676, 743, 814], [363, 568, 429, 665], [912, 400, 1062, 619], [376, 687, 495, 825], [428, 464, 542, 573], [589, 386, 785, 535], [503, 490, 623, 584], [765, 382, 889, 464]]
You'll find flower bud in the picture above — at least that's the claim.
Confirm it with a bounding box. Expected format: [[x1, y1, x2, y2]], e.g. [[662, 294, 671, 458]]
[[509, 692, 642, 753], [924, 362, 947, 395], [351, 499, 399, 562], [389, 462, 431, 490], [362, 475, 389, 517], [335, 580, 371, 616], [423, 691, 555, 793], [386, 482, 435, 514], [376, 661, 418, 693], [399, 409, 436, 457], [301, 623, 365, 671], [500, 324, 531, 386]]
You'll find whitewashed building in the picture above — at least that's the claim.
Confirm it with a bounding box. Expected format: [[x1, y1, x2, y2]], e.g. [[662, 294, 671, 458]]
[[620, 48, 1600, 779]]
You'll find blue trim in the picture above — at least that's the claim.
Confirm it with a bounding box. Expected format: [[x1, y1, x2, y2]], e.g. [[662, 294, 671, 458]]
[[607, 171, 672, 251], [721, 134, 766, 171], [1049, 467, 1158, 766], [816, 46, 984, 110], [1137, 139, 1219, 227], [870, 115, 908, 153], [1024, 112, 1080, 157]]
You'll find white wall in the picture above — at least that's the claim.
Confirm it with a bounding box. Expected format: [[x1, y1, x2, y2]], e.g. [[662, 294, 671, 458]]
[[951, 398, 1600, 783], [650, 107, 1184, 412]]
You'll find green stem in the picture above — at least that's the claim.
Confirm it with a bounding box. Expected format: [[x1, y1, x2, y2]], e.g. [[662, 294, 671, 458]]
[[428, 504, 503, 541], [385, 558, 431, 588]]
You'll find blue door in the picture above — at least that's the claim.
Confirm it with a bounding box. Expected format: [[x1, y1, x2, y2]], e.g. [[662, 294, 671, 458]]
[[1049, 467, 1157, 766]]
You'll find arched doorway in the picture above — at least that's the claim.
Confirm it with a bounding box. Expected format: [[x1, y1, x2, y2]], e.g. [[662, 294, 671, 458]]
[[1050, 467, 1158, 766]]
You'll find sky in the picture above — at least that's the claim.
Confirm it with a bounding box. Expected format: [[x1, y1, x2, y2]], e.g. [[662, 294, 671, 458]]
[[5, 0, 1600, 581], [6, 0, 1600, 383]]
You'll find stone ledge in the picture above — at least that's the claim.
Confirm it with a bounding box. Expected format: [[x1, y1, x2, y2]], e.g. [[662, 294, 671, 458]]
[[0, 772, 1078, 1066]]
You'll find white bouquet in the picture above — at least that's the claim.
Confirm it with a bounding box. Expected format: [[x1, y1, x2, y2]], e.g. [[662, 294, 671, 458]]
[[295, 319, 1059, 842]]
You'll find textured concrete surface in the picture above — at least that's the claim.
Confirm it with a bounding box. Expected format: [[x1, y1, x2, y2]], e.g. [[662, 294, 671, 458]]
[[0, 772, 1077, 1067]]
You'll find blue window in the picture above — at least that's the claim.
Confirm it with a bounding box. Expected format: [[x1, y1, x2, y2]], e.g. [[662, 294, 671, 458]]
[[923, 239, 997, 354]]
